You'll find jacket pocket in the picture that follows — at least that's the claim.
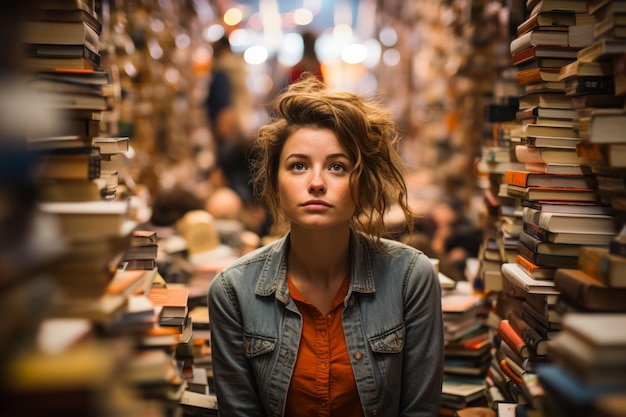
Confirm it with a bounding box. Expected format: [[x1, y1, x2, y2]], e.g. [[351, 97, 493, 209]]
[[244, 333, 277, 387], [368, 323, 405, 386]]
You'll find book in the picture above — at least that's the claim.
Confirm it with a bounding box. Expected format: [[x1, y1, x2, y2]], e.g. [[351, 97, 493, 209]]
[[578, 246, 626, 287], [521, 199, 614, 215], [121, 244, 158, 261], [501, 262, 560, 295], [31, 146, 101, 181], [515, 144, 581, 164], [524, 161, 590, 175], [523, 221, 616, 245], [523, 123, 579, 139], [554, 268, 626, 311], [516, 11, 579, 36], [516, 56, 576, 70], [536, 364, 626, 416], [527, 0, 588, 15], [522, 206, 619, 234], [512, 45, 580, 66], [518, 92, 573, 110], [131, 229, 158, 247], [523, 299, 562, 330], [515, 253, 556, 279], [559, 313, 626, 362], [577, 38, 626, 63], [37, 177, 106, 202], [558, 59, 614, 80], [521, 135, 579, 149], [27, 6, 102, 33], [441, 376, 487, 404], [31, 69, 111, 85], [578, 113, 626, 143], [498, 319, 530, 359], [504, 183, 599, 202], [21, 20, 100, 53], [516, 106, 576, 121], [94, 137, 130, 155], [516, 67, 562, 84], [517, 239, 579, 268], [564, 75, 615, 96], [518, 231, 581, 257], [504, 170, 597, 188], [577, 142, 626, 169], [25, 44, 100, 68], [510, 30, 570, 55], [41, 90, 109, 111], [38, 200, 132, 240], [548, 329, 626, 387]]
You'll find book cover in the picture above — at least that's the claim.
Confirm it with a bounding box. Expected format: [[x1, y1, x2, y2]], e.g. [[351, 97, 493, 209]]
[[498, 319, 530, 359], [577, 142, 626, 169], [515, 253, 556, 280], [515, 144, 580, 164], [504, 183, 599, 202], [21, 20, 100, 52], [518, 231, 581, 257], [521, 199, 613, 215], [501, 262, 560, 295], [510, 29, 570, 55], [517, 239, 579, 268], [554, 268, 626, 311], [504, 170, 597, 188], [523, 221, 615, 245], [522, 206, 618, 234], [578, 246, 626, 287]]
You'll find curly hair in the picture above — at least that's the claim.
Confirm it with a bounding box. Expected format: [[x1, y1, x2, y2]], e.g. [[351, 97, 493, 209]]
[[250, 76, 412, 248]]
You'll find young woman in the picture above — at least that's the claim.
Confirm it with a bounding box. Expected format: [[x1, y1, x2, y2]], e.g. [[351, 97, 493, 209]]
[[208, 76, 444, 417]]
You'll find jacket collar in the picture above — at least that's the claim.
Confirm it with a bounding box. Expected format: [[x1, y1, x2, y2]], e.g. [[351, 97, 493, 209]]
[[255, 230, 377, 304]]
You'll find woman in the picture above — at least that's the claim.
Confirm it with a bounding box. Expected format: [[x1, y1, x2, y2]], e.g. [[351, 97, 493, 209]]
[[208, 76, 444, 417]]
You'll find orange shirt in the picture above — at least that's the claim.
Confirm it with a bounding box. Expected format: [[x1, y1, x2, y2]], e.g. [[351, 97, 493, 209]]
[[285, 274, 364, 417]]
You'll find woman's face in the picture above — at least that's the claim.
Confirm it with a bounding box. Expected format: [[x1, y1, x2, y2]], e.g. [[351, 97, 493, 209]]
[[277, 127, 356, 231]]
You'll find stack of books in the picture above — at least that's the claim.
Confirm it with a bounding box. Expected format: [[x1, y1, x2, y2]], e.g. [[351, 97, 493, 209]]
[[120, 229, 159, 270], [537, 313, 626, 416], [440, 290, 490, 413]]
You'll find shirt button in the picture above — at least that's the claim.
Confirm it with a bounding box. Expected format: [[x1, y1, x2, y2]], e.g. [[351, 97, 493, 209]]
[[371, 409, 380, 416], [354, 352, 363, 360]]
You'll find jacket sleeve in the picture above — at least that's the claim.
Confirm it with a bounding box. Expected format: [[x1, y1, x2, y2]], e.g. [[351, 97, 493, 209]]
[[208, 272, 267, 417], [401, 252, 445, 417]]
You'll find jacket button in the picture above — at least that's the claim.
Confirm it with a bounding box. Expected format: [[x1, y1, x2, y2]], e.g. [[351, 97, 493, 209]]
[[354, 352, 363, 360], [371, 409, 379, 416]]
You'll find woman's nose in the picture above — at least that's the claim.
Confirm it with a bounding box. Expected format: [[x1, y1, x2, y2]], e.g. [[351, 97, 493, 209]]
[[308, 171, 326, 193]]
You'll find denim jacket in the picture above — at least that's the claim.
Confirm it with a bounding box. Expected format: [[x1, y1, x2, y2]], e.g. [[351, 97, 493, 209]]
[[208, 231, 444, 417]]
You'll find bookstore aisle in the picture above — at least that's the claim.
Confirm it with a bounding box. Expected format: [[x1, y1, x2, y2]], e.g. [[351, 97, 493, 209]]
[[3, 0, 626, 417]]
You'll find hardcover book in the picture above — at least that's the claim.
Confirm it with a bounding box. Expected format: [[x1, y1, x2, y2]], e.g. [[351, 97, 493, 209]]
[[554, 268, 626, 311]]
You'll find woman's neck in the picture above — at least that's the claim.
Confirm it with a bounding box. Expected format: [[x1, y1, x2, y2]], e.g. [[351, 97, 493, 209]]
[[287, 226, 351, 287]]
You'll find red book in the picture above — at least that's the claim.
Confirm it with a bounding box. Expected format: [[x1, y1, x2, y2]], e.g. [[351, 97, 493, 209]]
[[497, 319, 530, 359]]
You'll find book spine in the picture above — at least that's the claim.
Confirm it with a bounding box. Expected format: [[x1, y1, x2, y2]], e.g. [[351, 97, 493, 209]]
[[82, 21, 100, 54], [504, 170, 530, 187], [517, 242, 539, 265], [508, 310, 547, 357], [497, 319, 530, 359], [578, 246, 609, 284]]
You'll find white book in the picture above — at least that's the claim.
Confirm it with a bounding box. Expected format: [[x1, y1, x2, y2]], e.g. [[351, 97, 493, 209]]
[[501, 262, 560, 295]]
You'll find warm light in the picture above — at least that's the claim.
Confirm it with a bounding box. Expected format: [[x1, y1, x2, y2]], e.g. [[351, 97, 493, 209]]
[[293, 8, 314, 25], [362, 38, 381, 68], [229, 29, 250, 52], [382, 48, 401, 67], [148, 38, 163, 60], [379, 25, 398, 47], [175, 32, 191, 49], [333, 23, 353, 44], [151, 18, 165, 33], [342, 43, 367, 64], [164, 67, 180, 85], [204, 24, 225, 42], [277, 32, 304, 67], [244, 45, 269, 65], [223, 7, 243, 26]]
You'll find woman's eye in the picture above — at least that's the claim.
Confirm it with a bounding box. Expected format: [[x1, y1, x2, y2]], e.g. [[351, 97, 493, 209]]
[[293, 162, 306, 171], [330, 163, 345, 172]]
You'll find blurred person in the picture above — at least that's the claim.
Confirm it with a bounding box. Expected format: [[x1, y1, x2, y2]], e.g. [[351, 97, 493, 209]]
[[205, 35, 255, 206], [208, 76, 444, 417], [289, 30, 324, 84]]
